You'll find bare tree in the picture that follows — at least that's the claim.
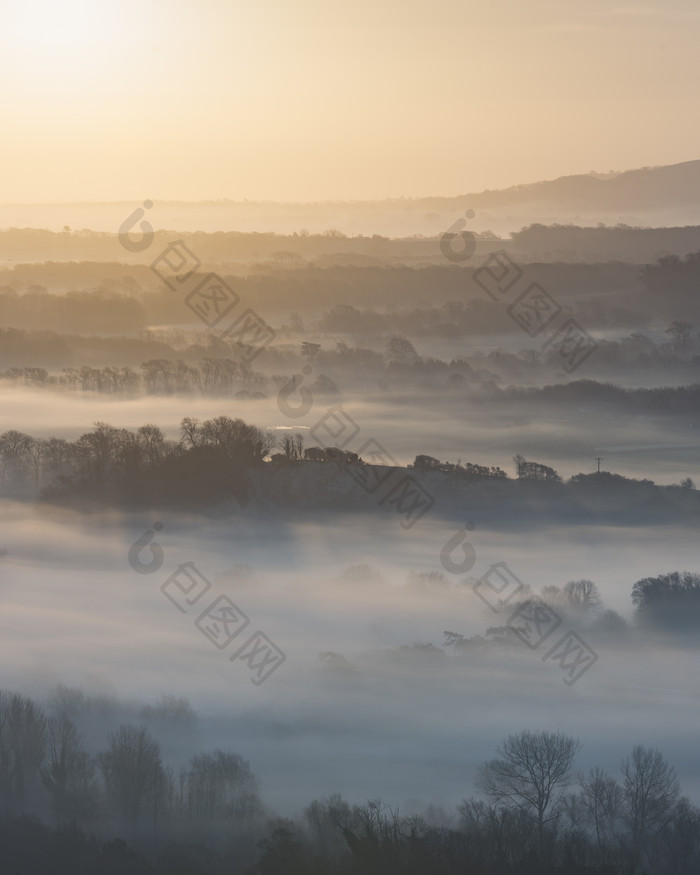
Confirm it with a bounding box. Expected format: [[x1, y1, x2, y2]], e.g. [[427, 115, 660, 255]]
[[658, 796, 700, 875], [198, 416, 274, 462], [41, 437, 74, 481], [98, 724, 166, 826], [137, 424, 166, 466], [73, 422, 123, 486], [281, 433, 296, 461], [25, 438, 44, 484], [459, 797, 534, 870], [40, 712, 98, 825], [181, 749, 261, 826], [666, 320, 694, 352], [477, 729, 581, 860], [541, 584, 566, 605], [0, 430, 33, 482], [180, 416, 201, 448], [0, 692, 46, 811], [303, 793, 354, 863], [577, 767, 623, 865], [563, 579, 602, 616], [621, 744, 680, 872]]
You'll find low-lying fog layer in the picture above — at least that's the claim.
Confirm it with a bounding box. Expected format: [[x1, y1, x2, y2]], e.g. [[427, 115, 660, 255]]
[[2, 496, 699, 814]]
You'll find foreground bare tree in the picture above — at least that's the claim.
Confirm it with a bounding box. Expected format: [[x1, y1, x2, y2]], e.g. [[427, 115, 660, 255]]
[[477, 729, 581, 861], [576, 766, 623, 867], [621, 744, 680, 873]]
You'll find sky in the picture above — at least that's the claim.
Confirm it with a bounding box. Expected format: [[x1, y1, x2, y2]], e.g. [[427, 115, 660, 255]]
[[1, 0, 699, 202]]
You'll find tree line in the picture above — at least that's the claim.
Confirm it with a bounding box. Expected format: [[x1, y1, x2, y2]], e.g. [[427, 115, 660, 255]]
[[0, 689, 261, 842], [0, 359, 338, 398], [0, 703, 697, 874], [3, 325, 700, 397], [1, 420, 698, 517]]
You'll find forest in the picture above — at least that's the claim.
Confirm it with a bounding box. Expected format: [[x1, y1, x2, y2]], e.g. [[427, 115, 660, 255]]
[[0, 687, 697, 875]]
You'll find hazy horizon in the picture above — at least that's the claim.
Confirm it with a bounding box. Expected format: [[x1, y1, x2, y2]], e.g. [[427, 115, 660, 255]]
[[3, 0, 700, 204]]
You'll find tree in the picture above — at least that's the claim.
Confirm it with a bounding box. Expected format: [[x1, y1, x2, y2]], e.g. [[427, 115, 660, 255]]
[[0, 430, 33, 482], [98, 724, 166, 825], [513, 455, 562, 482], [621, 744, 680, 871], [386, 334, 420, 366], [304, 447, 326, 462], [563, 579, 602, 616], [41, 437, 74, 481], [180, 417, 201, 448], [72, 422, 124, 486], [40, 712, 98, 825], [541, 584, 565, 605], [196, 416, 274, 462], [631, 571, 700, 632], [137, 424, 166, 466], [666, 320, 694, 352], [407, 570, 449, 593], [311, 374, 338, 395], [252, 823, 309, 875], [281, 433, 304, 461], [577, 767, 622, 866], [180, 749, 261, 825], [513, 454, 526, 478], [476, 729, 581, 860], [0, 692, 46, 810], [303, 793, 354, 863], [658, 796, 700, 875], [25, 438, 44, 484], [459, 797, 534, 871], [413, 454, 441, 471]]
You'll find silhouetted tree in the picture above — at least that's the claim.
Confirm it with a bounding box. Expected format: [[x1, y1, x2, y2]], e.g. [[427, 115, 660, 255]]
[[621, 745, 680, 873], [477, 729, 581, 862], [0, 692, 46, 811], [98, 725, 167, 826], [40, 712, 98, 825], [631, 571, 700, 633]]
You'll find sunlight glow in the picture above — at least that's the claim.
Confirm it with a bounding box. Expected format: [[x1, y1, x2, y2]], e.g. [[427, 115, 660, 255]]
[[5, 0, 128, 87]]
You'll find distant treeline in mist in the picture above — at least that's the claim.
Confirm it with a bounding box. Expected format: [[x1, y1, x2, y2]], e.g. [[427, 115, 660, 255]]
[[4, 221, 700, 266], [328, 566, 700, 647], [0, 417, 699, 528], [510, 223, 700, 264], [0, 261, 643, 328], [4, 325, 700, 391], [0, 686, 263, 872], [496, 377, 700, 415], [0, 692, 697, 875], [0, 226, 454, 265]]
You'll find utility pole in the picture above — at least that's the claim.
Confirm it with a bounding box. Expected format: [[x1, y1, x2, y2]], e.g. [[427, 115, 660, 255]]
[[594, 457, 603, 473]]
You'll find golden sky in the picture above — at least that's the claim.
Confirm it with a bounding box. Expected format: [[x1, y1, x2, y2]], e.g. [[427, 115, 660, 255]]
[[1, 0, 698, 202]]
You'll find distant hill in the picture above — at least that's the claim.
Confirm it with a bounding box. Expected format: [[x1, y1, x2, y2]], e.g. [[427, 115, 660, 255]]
[[2, 160, 700, 237], [461, 160, 700, 212]]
